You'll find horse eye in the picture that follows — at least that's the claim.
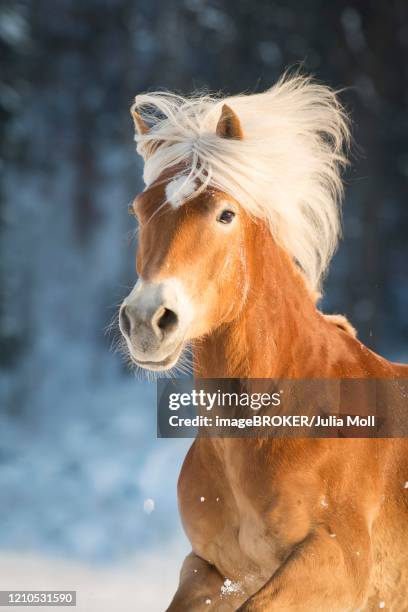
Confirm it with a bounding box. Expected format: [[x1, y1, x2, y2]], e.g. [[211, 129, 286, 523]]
[[217, 209, 235, 224]]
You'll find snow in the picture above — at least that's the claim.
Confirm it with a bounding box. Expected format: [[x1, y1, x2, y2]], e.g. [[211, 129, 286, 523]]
[[320, 496, 329, 508], [220, 578, 243, 596], [0, 541, 187, 612], [144, 499, 155, 514]]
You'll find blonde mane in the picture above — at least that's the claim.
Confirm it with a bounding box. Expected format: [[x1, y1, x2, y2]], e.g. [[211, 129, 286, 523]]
[[132, 74, 350, 290]]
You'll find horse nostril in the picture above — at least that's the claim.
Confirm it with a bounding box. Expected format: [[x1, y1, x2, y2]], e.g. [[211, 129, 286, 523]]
[[120, 305, 131, 337], [157, 307, 178, 334]]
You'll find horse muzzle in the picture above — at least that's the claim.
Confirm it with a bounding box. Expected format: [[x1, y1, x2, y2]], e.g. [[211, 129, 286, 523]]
[[119, 278, 192, 371]]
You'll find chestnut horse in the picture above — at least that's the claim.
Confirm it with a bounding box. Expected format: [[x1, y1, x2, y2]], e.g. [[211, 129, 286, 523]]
[[119, 75, 408, 610]]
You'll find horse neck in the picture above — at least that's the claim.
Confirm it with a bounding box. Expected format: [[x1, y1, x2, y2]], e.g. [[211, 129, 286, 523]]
[[193, 225, 326, 378]]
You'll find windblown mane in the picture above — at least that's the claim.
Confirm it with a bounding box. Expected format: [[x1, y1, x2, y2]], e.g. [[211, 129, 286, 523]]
[[132, 74, 350, 290]]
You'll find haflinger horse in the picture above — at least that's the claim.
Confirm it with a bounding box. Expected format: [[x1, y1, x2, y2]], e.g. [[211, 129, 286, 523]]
[[119, 75, 408, 610]]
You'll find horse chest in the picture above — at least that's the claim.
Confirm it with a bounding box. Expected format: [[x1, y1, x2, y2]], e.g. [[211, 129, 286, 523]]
[[180, 442, 314, 585], [187, 489, 284, 589]]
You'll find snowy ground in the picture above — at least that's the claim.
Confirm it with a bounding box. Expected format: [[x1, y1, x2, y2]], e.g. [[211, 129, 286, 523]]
[[0, 539, 188, 611]]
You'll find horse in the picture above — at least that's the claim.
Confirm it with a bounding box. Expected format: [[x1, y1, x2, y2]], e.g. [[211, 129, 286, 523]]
[[118, 75, 408, 611]]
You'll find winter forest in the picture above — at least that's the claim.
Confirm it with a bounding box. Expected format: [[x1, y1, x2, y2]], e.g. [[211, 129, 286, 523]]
[[0, 0, 407, 610]]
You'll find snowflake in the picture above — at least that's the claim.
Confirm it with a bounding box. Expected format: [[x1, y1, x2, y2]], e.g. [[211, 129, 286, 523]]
[[320, 496, 329, 508], [200, 496, 205, 502], [378, 602, 385, 609], [143, 498, 155, 514], [205, 598, 211, 605], [220, 578, 243, 597]]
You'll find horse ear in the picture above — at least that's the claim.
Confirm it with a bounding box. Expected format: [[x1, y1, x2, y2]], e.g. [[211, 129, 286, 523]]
[[131, 106, 149, 135], [131, 104, 156, 160], [216, 104, 243, 140]]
